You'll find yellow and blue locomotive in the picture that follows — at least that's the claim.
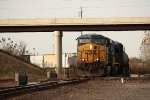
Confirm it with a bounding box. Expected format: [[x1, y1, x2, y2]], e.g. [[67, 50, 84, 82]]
[[77, 34, 130, 76]]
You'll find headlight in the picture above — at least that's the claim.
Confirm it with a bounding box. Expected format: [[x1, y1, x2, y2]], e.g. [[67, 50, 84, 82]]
[[96, 58, 99, 61], [82, 58, 85, 61], [90, 45, 92, 50]]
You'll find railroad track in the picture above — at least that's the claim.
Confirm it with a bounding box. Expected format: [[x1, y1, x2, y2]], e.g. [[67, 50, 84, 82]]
[[92, 76, 150, 82], [1, 76, 150, 99], [0, 78, 89, 99]]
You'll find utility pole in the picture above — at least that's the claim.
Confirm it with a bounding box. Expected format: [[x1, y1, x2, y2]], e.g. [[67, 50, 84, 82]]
[[80, 7, 83, 18], [79, 7, 83, 35]]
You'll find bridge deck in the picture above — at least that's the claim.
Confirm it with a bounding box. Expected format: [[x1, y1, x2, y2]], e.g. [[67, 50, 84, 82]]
[[0, 17, 150, 32], [0, 17, 150, 26]]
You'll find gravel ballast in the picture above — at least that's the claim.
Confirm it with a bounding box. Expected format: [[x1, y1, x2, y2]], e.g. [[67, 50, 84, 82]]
[[9, 78, 150, 100]]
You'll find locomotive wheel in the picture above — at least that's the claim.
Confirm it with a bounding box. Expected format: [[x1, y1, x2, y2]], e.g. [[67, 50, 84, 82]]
[[89, 66, 92, 72], [123, 67, 130, 77], [106, 65, 111, 76], [99, 68, 105, 76], [112, 65, 119, 75]]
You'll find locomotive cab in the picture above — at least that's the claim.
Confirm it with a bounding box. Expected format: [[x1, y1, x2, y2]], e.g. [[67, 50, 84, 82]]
[[76, 34, 109, 76]]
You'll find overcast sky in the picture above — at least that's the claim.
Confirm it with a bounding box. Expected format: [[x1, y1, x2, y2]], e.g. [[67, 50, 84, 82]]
[[0, 0, 150, 58]]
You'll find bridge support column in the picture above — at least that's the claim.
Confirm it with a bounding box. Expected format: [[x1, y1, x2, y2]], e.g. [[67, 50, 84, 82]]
[[54, 31, 63, 78]]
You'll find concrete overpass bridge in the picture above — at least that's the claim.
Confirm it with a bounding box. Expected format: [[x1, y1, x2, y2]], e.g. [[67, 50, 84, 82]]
[[0, 17, 150, 32], [0, 17, 150, 74]]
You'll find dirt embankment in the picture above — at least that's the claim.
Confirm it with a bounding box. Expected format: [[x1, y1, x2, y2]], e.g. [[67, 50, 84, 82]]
[[0, 50, 46, 82]]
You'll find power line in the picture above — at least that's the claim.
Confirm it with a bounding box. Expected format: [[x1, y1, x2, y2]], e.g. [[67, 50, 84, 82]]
[[1, 5, 150, 10], [0, 7, 76, 10]]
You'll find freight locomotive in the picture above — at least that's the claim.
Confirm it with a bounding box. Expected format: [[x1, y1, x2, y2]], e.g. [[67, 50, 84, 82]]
[[76, 34, 130, 76]]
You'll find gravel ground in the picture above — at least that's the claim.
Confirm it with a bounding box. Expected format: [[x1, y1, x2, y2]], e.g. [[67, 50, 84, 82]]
[[0, 81, 16, 88], [8, 78, 150, 100]]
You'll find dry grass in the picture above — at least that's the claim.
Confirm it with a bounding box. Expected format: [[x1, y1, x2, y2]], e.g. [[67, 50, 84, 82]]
[[129, 57, 150, 74], [0, 50, 46, 82]]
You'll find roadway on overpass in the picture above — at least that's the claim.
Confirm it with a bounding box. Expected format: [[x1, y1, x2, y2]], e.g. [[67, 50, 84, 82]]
[[0, 17, 150, 32]]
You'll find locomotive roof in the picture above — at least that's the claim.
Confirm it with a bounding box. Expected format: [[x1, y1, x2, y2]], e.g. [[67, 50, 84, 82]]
[[76, 34, 108, 40], [76, 34, 123, 45], [113, 41, 123, 46]]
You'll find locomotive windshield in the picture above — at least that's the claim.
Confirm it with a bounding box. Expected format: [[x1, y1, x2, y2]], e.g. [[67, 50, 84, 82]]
[[77, 35, 107, 45], [92, 38, 106, 44], [78, 38, 91, 44]]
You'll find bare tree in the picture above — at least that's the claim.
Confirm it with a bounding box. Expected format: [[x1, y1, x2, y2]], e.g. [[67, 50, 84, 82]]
[[0, 37, 28, 56], [140, 31, 150, 73], [129, 57, 143, 74]]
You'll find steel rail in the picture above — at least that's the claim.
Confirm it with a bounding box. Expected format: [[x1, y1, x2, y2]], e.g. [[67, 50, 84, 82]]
[[0, 78, 89, 99]]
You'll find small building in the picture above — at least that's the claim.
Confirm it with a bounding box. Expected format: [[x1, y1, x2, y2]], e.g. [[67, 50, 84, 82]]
[[28, 53, 77, 68], [43, 54, 56, 68], [20, 55, 30, 63], [43, 53, 77, 68], [30, 55, 44, 68]]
